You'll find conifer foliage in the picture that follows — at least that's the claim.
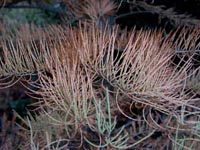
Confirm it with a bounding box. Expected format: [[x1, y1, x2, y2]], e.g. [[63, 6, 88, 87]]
[[0, 0, 200, 149]]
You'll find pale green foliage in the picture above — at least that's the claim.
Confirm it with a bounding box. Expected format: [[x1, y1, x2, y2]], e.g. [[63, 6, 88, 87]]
[[187, 69, 200, 94], [85, 88, 155, 149], [172, 119, 200, 150]]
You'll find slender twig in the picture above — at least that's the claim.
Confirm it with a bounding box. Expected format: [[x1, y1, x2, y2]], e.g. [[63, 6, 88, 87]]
[[114, 10, 156, 21], [0, 0, 30, 7], [176, 50, 200, 54]]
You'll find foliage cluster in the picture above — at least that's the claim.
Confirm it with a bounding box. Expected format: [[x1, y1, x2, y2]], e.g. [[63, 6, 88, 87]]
[[0, 0, 200, 149]]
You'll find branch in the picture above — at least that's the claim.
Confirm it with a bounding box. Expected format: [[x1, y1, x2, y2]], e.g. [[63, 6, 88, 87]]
[[0, 0, 30, 7], [114, 10, 156, 21], [176, 50, 200, 54]]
